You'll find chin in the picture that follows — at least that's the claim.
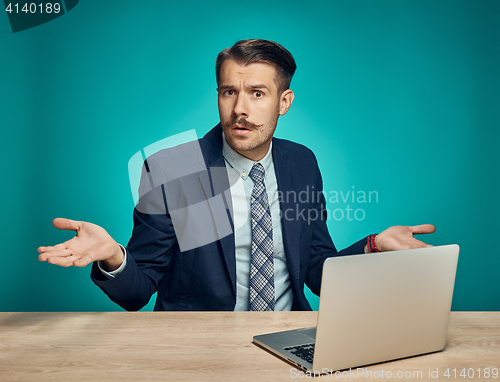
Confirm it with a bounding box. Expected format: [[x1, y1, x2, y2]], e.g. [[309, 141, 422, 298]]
[[227, 139, 251, 152], [225, 136, 254, 152]]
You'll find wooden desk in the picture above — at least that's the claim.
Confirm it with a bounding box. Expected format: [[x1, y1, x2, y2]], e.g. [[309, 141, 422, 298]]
[[0, 312, 498, 381]]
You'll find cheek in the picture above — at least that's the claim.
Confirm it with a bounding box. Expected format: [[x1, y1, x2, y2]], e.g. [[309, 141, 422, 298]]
[[262, 103, 280, 123], [255, 102, 277, 118], [218, 99, 230, 117]]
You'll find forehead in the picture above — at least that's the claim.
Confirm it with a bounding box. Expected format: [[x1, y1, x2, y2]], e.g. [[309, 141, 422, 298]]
[[219, 59, 278, 90]]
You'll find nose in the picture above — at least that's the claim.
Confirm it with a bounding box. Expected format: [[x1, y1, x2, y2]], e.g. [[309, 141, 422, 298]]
[[232, 94, 248, 118]]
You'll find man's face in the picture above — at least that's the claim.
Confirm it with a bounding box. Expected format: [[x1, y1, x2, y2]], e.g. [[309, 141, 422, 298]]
[[217, 59, 294, 161]]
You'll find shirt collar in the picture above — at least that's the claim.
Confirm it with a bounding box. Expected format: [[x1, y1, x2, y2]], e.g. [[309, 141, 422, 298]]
[[222, 132, 273, 180]]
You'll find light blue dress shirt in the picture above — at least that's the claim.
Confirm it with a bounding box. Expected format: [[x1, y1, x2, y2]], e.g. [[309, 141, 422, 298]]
[[222, 135, 293, 311]]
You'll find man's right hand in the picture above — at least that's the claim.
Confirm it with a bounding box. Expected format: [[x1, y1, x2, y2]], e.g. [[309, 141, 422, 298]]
[[38, 218, 124, 271]]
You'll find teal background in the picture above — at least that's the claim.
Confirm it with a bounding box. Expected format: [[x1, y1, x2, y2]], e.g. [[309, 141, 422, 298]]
[[0, 0, 498, 312]]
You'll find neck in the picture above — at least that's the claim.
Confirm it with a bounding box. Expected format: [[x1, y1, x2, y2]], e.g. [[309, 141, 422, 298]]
[[235, 139, 272, 162]]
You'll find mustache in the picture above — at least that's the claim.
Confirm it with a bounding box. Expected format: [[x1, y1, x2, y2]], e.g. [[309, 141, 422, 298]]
[[222, 117, 263, 130]]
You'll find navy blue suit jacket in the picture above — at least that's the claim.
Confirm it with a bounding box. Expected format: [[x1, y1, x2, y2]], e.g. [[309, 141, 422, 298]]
[[91, 124, 367, 311]]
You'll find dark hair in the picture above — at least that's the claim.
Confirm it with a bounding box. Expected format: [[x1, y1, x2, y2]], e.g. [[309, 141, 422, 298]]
[[215, 39, 297, 94]]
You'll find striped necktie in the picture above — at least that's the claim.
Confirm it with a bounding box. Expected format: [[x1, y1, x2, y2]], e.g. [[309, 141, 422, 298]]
[[248, 163, 275, 311]]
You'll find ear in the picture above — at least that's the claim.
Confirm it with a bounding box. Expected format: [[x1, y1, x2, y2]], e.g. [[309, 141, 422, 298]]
[[279, 89, 295, 116]]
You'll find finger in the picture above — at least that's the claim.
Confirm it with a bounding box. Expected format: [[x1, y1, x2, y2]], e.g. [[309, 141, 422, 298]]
[[38, 242, 70, 253], [410, 224, 436, 235], [52, 218, 82, 232], [38, 249, 73, 261], [46, 255, 79, 268]]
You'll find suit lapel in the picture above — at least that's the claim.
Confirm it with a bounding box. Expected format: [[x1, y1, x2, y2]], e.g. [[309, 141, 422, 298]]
[[197, 125, 237, 294], [272, 140, 301, 289]]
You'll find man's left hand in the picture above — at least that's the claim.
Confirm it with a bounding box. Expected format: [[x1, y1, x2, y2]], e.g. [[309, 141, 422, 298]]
[[366, 224, 436, 253]]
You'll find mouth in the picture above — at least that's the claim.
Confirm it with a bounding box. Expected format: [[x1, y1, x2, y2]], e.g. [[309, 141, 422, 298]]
[[230, 124, 253, 137], [222, 118, 262, 135], [233, 124, 251, 131]]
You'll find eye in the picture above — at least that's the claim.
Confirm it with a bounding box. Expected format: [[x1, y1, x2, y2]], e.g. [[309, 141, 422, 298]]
[[253, 91, 263, 98], [223, 90, 235, 96]]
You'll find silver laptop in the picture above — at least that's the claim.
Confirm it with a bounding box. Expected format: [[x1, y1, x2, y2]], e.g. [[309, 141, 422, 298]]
[[253, 244, 459, 373]]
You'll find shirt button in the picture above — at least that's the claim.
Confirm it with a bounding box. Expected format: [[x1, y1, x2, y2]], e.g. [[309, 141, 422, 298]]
[[242, 172, 246, 177]]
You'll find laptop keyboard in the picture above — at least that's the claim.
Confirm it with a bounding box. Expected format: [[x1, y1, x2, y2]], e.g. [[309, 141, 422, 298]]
[[284, 343, 315, 364]]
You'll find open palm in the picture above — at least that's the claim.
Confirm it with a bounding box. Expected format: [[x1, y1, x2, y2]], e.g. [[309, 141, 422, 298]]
[[38, 218, 123, 269]]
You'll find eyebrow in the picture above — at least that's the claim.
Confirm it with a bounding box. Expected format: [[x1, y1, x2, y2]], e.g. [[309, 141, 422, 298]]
[[218, 84, 271, 92]]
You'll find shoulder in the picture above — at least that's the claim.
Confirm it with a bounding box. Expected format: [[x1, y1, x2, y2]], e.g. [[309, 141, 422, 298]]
[[272, 137, 318, 164], [141, 138, 206, 183]]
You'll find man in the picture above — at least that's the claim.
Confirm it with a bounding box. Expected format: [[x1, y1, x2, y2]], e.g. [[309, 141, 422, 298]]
[[38, 39, 434, 311]]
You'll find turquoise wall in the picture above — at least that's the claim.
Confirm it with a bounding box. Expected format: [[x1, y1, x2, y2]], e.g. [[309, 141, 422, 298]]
[[1, 0, 498, 311]]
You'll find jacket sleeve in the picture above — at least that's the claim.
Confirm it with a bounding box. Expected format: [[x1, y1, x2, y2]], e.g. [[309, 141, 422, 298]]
[[91, 155, 178, 311]]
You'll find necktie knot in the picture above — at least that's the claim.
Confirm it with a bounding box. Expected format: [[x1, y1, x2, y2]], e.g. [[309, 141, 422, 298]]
[[249, 163, 265, 184]]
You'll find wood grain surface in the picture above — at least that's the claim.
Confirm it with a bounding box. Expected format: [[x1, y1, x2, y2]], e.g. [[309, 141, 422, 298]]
[[0, 312, 498, 381]]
